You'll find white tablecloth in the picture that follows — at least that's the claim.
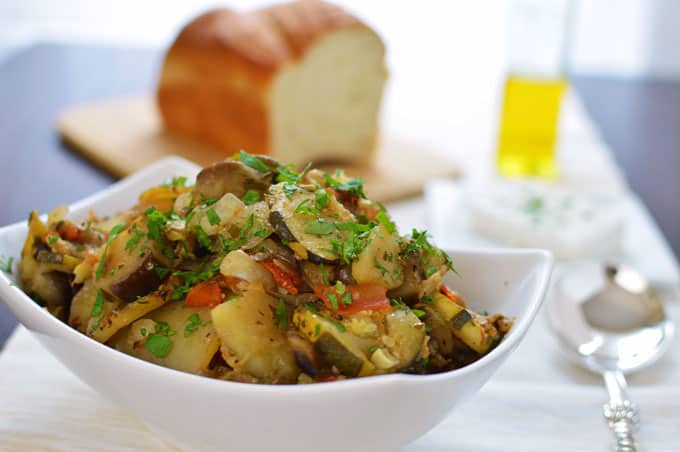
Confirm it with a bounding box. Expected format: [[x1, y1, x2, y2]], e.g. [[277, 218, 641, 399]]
[[2, 93, 679, 451]]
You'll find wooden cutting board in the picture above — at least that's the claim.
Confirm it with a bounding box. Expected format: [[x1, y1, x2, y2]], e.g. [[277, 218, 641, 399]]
[[57, 96, 459, 202]]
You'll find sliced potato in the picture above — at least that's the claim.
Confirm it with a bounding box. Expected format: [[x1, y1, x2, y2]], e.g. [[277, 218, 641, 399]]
[[90, 293, 167, 343], [352, 225, 403, 289], [211, 284, 299, 382], [109, 301, 219, 375]]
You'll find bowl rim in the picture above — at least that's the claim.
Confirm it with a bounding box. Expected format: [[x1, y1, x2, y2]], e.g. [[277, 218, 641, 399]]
[[0, 157, 554, 395]]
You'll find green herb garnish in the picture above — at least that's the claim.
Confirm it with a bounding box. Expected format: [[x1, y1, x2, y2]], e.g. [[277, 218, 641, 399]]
[[184, 313, 202, 337], [91, 289, 105, 318], [315, 189, 330, 210], [373, 258, 388, 276], [327, 292, 339, 310], [144, 333, 173, 358], [47, 236, 58, 245], [376, 211, 396, 234], [276, 298, 288, 331], [206, 207, 221, 226], [0, 256, 14, 274], [305, 220, 336, 235], [154, 266, 171, 280], [320, 263, 329, 285], [125, 224, 144, 253], [242, 189, 260, 206], [164, 176, 188, 187], [95, 223, 126, 280], [239, 150, 270, 173], [194, 224, 212, 249]]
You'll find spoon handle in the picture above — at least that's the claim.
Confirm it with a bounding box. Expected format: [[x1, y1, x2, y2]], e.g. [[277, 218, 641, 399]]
[[603, 371, 640, 452]]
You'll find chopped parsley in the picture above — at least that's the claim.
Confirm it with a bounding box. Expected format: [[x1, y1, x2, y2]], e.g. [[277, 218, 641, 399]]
[[305, 220, 336, 235], [305, 302, 320, 314], [327, 292, 339, 310], [420, 295, 434, 304], [194, 224, 212, 249], [276, 164, 301, 183], [239, 150, 270, 173], [425, 266, 437, 277], [368, 345, 379, 355], [164, 176, 188, 187], [242, 189, 260, 206], [376, 210, 396, 234], [184, 313, 202, 337], [125, 224, 144, 253], [0, 256, 14, 274], [206, 207, 221, 226], [331, 319, 346, 333], [405, 228, 457, 275], [295, 199, 318, 216], [276, 298, 288, 331], [315, 189, 330, 209], [320, 263, 329, 285], [91, 289, 105, 318], [154, 266, 171, 280], [412, 308, 426, 318], [95, 223, 126, 280], [324, 172, 366, 198], [145, 333, 173, 358], [314, 323, 321, 337], [47, 236, 59, 245], [373, 257, 389, 276]]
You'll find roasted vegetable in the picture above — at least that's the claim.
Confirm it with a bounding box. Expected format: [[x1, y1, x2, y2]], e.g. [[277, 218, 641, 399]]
[[96, 222, 163, 302], [293, 306, 375, 377], [267, 183, 355, 264], [432, 293, 499, 354], [18, 152, 511, 384], [194, 160, 273, 201], [109, 301, 219, 375], [211, 284, 299, 382]]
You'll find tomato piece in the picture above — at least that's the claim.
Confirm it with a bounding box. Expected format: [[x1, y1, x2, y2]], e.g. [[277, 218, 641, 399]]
[[58, 221, 82, 242], [313, 283, 391, 314], [185, 282, 223, 308], [439, 284, 465, 307], [262, 259, 300, 295]]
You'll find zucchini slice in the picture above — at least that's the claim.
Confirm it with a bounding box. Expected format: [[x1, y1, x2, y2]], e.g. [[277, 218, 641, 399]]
[[384, 309, 426, 369], [293, 307, 375, 377], [267, 184, 355, 264], [432, 293, 498, 354]]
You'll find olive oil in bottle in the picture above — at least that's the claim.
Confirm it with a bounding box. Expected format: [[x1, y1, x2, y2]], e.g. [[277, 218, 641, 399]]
[[496, 0, 572, 180], [496, 75, 567, 179]]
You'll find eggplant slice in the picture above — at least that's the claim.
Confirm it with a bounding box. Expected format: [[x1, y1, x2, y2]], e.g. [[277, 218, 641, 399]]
[[194, 160, 274, 201], [267, 184, 355, 264]]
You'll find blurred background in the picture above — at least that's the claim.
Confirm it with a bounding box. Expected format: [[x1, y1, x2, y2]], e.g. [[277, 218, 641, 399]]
[[3, 0, 680, 76]]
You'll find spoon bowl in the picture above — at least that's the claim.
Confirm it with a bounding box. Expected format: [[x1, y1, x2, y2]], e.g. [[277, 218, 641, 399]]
[[548, 262, 674, 452]]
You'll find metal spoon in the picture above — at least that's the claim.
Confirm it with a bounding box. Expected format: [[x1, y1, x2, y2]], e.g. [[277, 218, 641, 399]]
[[547, 263, 674, 452]]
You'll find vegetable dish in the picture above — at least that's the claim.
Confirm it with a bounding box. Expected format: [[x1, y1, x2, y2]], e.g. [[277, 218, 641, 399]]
[[19, 153, 512, 384]]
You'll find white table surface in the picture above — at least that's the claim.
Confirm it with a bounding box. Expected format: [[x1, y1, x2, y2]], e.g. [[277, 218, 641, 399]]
[[1, 91, 679, 451]]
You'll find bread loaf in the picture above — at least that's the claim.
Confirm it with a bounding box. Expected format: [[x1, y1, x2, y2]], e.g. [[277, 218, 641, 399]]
[[157, 0, 387, 165]]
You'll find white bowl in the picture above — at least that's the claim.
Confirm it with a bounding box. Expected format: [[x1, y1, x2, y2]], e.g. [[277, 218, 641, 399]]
[[0, 157, 553, 452]]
